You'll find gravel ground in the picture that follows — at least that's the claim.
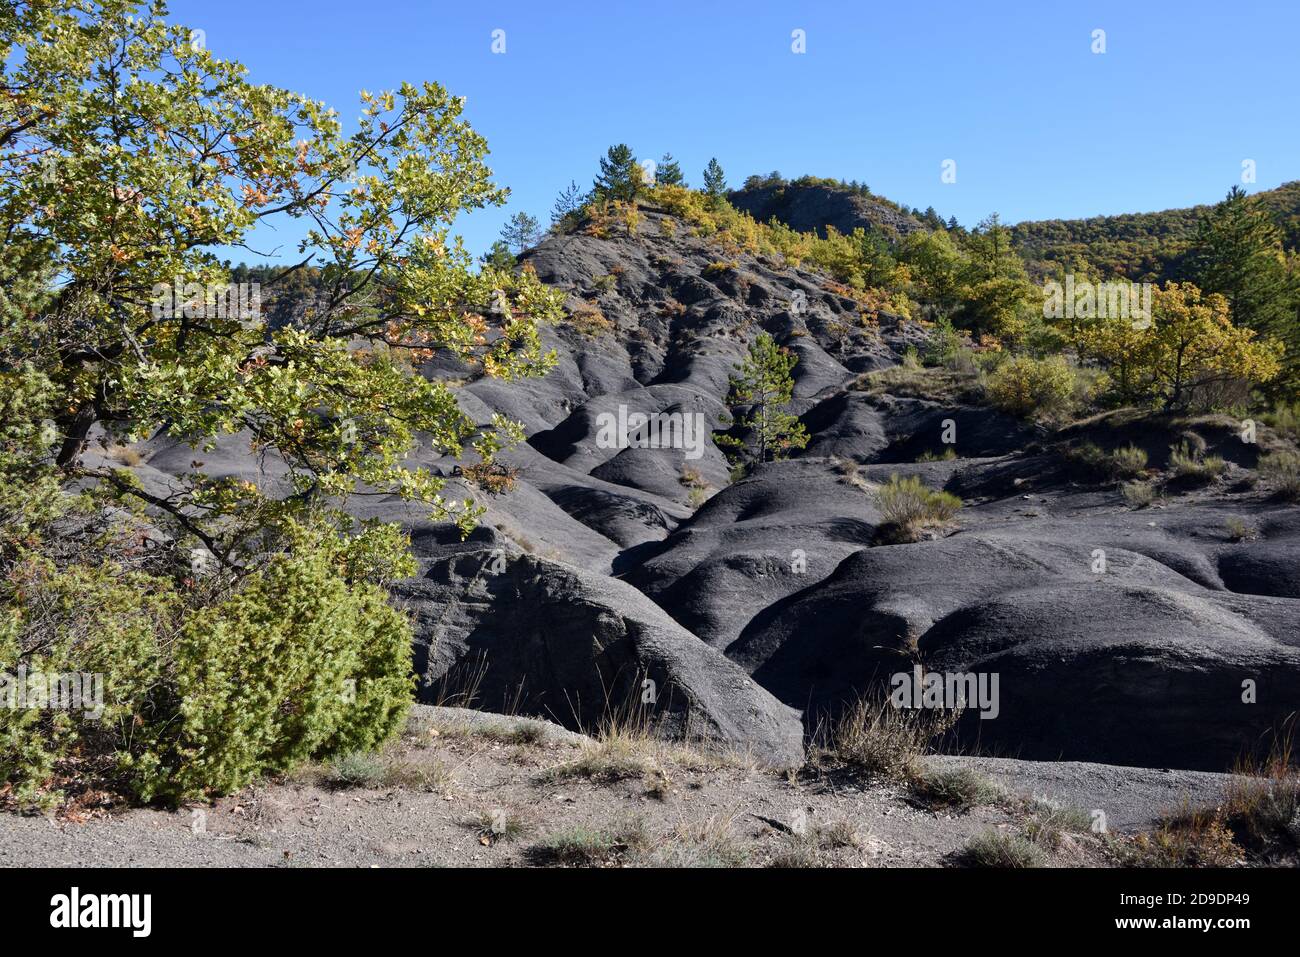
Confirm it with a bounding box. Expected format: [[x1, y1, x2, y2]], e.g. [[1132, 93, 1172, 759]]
[[0, 707, 1241, 868]]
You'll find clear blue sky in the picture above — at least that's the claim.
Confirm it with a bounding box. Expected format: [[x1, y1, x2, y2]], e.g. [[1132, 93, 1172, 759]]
[[164, 0, 1299, 265]]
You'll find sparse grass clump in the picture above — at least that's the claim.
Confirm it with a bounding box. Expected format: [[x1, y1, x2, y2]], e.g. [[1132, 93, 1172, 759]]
[[1258, 450, 1300, 501], [1065, 442, 1148, 481], [916, 447, 958, 462], [105, 443, 144, 466], [1023, 798, 1096, 849], [813, 819, 865, 850], [958, 830, 1045, 868], [830, 455, 862, 484], [1122, 480, 1157, 508], [1221, 775, 1300, 852], [1168, 441, 1226, 483], [1261, 401, 1300, 442], [679, 465, 713, 509], [1122, 809, 1241, 868], [384, 759, 453, 793], [491, 723, 547, 746], [322, 751, 388, 787], [766, 839, 821, 868], [541, 733, 656, 784], [525, 818, 651, 867], [654, 812, 749, 868], [539, 702, 741, 785], [1109, 444, 1149, 478], [1224, 516, 1258, 542], [469, 808, 532, 844], [323, 752, 451, 793], [909, 766, 1004, 812], [873, 474, 961, 542], [854, 364, 983, 405], [765, 818, 867, 868], [818, 695, 959, 781], [1222, 741, 1300, 855], [1123, 742, 1300, 866]]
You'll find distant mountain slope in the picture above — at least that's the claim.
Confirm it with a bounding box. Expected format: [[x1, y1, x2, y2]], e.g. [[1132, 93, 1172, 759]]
[[1011, 180, 1300, 282], [729, 175, 1300, 285]]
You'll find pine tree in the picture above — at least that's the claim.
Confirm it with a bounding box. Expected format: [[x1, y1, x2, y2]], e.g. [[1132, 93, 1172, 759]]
[[717, 332, 809, 474], [702, 157, 727, 200], [551, 180, 586, 226], [500, 211, 542, 254], [480, 240, 515, 271], [593, 144, 641, 202], [1193, 186, 1297, 393], [656, 153, 684, 187]]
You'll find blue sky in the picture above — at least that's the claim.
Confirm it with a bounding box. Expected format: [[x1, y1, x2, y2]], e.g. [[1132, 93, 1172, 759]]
[[164, 0, 1300, 264]]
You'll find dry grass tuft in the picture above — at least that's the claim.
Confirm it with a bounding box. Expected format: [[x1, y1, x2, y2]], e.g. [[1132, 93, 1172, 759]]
[[815, 693, 960, 782], [908, 766, 1004, 812], [873, 474, 961, 543], [958, 830, 1045, 868], [525, 817, 651, 866]]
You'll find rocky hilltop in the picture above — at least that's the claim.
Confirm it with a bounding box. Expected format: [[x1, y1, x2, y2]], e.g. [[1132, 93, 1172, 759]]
[[728, 179, 931, 240], [115, 198, 1300, 775]]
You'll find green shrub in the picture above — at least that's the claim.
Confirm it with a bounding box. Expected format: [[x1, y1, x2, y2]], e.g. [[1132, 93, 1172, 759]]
[[873, 475, 961, 540], [986, 355, 1077, 419], [147, 552, 413, 800], [2, 550, 413, 806], [0, 559, 177, 808], [1259, 450, 1300, 500]]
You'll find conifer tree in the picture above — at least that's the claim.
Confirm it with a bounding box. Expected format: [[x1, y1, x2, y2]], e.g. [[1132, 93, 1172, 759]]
[[593, 144, 641, 202], [500, 211, 542, 254], [718, 332, 809, 473], [656, 153, 685, 187], [551, 180, 586, 225], [702, 157, 727, 200], [1193, 186, 1298, 393]]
